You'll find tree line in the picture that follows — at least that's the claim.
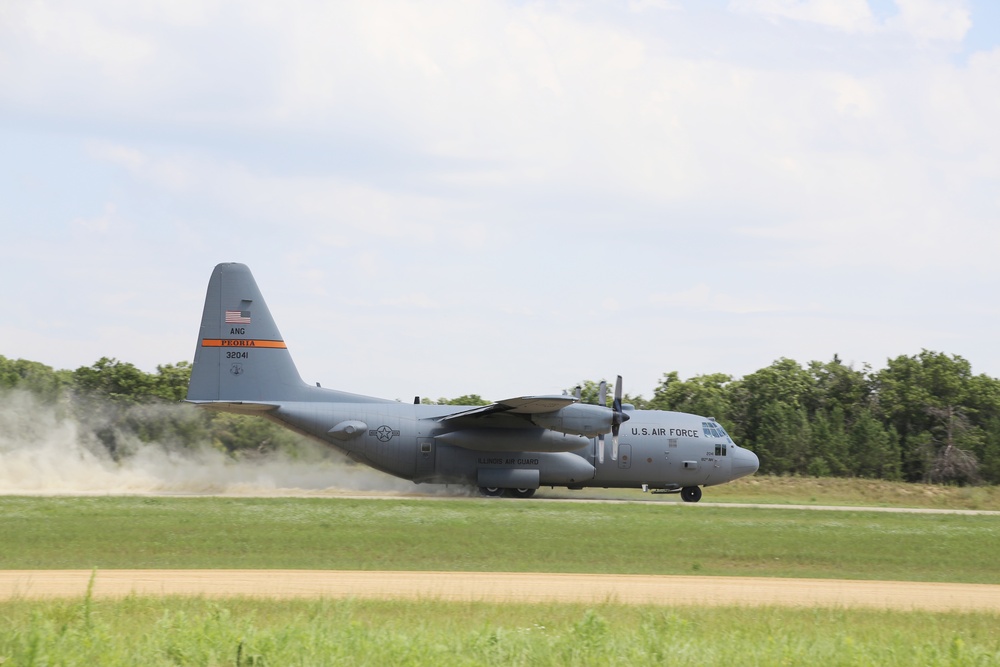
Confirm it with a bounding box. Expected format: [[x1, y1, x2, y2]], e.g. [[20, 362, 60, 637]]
[[3, 350, 999, 485], [632, 351, 1000, 485]]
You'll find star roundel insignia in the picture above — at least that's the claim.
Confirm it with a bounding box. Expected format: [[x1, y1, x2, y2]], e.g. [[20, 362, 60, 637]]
[[230, 364, 244, 376], [375, 425, 394, 442]]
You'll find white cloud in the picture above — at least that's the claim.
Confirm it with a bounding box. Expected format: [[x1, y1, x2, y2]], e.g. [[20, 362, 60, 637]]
[[86, 142, 461, 244], [86, 142, 147, 170], [380, 293, 442, 309], [17, 2, 153, 70], [70, 202, 117, 234], [649, 284, 790, 315], [63, 0, 996, 280], [730, 0, 973, 43], [889, 0, 971, 42], [628, 0, 681, 11], [729, 0, 877, 32]]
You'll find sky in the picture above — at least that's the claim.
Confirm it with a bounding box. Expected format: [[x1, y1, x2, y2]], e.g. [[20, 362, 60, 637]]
[[2, 0, 999, 402]]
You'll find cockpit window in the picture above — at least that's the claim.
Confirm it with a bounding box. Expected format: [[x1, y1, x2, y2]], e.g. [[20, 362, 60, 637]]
[[703, 421, 734, 444]]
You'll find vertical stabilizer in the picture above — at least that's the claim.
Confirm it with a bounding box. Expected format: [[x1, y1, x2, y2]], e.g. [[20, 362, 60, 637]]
[[187, 263, 312, 403]]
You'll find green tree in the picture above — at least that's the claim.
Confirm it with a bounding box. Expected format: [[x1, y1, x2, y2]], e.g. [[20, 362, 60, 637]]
[[566, 380, 648, 409], [648, 372, 732, 422], [150, 361, 193, 402], [726, 359, 816, 474], [72, 357, 154, 405], [850, 409, 901, 480], [962, 374, 1000, 484], [809, 406, 852, 476], [976, 418, 1000, 484], [209, 412, 309, 455], [0, 355, 71, 403], [807, 356, 872, 422], [423, 394, 491, 406], [754, 401, 812, 475], [873, 351, 981, 483]]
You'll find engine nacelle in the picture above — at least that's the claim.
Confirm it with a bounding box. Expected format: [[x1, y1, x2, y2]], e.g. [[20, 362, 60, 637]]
[[529, 403, 613, 438]]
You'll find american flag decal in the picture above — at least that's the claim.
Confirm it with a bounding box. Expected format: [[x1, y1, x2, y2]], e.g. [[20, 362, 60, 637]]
[[225, 310, 251, 324]]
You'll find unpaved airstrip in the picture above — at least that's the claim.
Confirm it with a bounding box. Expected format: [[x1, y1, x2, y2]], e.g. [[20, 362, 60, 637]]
[[3, 570, 999, 612], [3, 498, 997, 612]]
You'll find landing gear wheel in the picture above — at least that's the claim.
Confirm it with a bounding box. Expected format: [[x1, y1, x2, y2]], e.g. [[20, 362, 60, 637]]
[[505, 488, 536, 499], [478, 486, 505, 497], [680, 486, 702, 503]]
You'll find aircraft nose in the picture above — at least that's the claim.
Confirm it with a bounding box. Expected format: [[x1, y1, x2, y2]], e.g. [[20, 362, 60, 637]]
[[731, 447, 759, 479]]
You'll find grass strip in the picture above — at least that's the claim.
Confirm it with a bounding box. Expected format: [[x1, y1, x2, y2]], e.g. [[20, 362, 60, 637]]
[[2, 496, 998, 583]]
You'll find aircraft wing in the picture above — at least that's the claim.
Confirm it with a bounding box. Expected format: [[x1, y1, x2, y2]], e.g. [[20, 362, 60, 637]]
[[433, 395, 594, 452], [436, 395, 578, 422]]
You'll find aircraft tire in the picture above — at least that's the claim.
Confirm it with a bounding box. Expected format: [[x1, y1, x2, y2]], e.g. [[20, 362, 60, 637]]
[[505, 488, 536, 499], [680, 486, 702, 503], [478, 486, 505, 497]]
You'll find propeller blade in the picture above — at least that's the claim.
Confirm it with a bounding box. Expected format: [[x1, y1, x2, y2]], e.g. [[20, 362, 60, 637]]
[[598, 380, 607, 407], [574, 385, 582, 400], [610, 375, 628, 461]]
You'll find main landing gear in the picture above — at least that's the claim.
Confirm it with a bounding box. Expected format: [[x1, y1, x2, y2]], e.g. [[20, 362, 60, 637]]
[[478, 487, 537, 499], [680, 486, 703, 503]]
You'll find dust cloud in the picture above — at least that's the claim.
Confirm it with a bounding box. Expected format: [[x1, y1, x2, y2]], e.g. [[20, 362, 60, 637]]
[[0, 391, 445, 497]]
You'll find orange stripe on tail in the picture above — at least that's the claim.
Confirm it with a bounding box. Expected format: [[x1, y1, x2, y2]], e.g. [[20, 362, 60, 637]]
[[201, 339, 287, 349]]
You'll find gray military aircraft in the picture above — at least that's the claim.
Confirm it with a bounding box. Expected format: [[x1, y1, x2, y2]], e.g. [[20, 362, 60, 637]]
[[186, 263, 759, 500]]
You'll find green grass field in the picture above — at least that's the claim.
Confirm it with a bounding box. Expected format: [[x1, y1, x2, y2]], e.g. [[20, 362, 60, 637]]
[[1, 597, 999, 666], [2, 495, 999, 583], [701, 475, 1000, 510], [542, 475, 1000, 510], [3, 487, 999, 665]]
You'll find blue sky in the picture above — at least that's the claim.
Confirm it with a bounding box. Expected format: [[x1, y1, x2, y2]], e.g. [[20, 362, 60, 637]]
[[2, 0, 999, 401]]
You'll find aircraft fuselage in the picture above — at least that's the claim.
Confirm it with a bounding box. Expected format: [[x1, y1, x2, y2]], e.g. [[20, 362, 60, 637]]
[[255, 400, 758, 494]]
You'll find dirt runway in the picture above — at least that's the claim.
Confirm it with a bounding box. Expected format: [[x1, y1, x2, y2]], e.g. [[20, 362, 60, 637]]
[[2, 570, 999, 612]]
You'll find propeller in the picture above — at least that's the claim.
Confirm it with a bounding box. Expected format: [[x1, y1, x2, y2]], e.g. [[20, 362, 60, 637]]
[[597, 380, 608, 464], [611, 375, 629, 461], [596, 377, 630, 462]]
